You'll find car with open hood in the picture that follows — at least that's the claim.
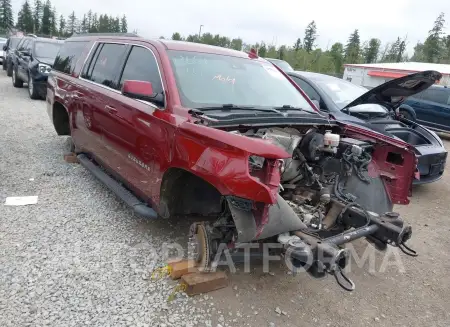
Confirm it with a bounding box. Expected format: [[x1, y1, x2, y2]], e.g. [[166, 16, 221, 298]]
[[287, 70, 447, 184], [47, 34, 418, 291]]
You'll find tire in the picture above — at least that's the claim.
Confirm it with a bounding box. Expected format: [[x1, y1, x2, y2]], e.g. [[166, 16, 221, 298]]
[[12, 67, 23, 88], [6, 62, 13, 77], [2, 60, 6, 71], [28, 73, 39, 99], [399, 109, 414, 121]]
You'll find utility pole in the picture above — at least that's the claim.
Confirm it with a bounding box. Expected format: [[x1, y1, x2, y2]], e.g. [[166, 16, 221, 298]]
[[198, 25, 203, 40]]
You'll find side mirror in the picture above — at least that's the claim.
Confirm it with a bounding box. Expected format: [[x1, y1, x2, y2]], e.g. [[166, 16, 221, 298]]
[[121, 80, 164, 106], [21, 50, 31, 57], [2, 45, 6, 51]]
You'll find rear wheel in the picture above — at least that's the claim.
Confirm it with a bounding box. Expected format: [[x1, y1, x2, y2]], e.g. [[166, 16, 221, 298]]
[[2, 60, 6, 71], [12, 67, 23, 88], [28, 73, 39, 99]]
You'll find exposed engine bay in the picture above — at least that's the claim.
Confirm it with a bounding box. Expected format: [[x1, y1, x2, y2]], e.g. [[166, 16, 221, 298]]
[[189, 126, 417, 291]]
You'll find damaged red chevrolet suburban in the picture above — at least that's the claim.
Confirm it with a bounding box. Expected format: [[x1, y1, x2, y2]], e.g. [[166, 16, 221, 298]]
[[47, 34, 418, 291]]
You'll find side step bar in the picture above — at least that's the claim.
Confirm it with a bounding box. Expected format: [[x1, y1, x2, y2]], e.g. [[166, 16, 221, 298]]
[[77, 154, 157, 219]]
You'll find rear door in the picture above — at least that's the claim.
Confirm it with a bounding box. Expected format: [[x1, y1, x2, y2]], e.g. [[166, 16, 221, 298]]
[[412, 88, 450, 131], [78, 42, 129, 170]]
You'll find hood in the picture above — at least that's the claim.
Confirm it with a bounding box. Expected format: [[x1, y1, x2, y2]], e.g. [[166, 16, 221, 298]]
[[343, 70, 442, 110], [35, 57, 55, 66]]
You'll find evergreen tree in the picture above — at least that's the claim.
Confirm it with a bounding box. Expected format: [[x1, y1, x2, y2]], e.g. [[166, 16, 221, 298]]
[[423, 12, 445, 62], [80, 14, 87, 33], [278, 45, 286, 60], [384, 37, 401, 62], [120, 14, 127, 33], [230, 38, 242, 51], [16, 0, 34, 33], [344, 29, 361, 64], [50, 6, 57, 36], [363, 38, 380, 63], [90, 13, 98, 32], [329, 42, 344, 73], [58, 14, 65, 36], [41, 0, 51, 35], [303, 20, 317, 53], [0, 0, 14, 31], [294, 38, 302, 51], [396, 40, 406, 62], [171, 32, 182, 40], [33, 0, 42, 33], [67, 11, 77, 35], [86, 10, 92, 31], [258, 42, 267, 57]]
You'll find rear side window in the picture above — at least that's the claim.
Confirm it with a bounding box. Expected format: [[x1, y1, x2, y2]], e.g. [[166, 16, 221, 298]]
[[421, 88, 450, 105], [119, 46, 163, 94], [54, 41, 89, 75], [84, 43, 127, 89]]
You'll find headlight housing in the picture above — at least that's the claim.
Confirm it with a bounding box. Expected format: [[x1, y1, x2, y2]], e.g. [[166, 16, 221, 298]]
[[38, 63, 52, 74]]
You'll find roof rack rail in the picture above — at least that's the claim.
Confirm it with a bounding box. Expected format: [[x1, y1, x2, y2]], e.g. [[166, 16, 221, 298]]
[[26, 33, 38, 38], [69, 32, 139, 38]]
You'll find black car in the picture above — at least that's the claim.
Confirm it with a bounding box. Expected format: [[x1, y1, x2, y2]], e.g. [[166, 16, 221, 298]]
[[287, 70, 447, 184], [11, 37, 63, 99], [2, 36, 23, 76]]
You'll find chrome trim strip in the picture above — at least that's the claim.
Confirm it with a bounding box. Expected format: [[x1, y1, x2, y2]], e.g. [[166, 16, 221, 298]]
[[78, 40, 166, 110]]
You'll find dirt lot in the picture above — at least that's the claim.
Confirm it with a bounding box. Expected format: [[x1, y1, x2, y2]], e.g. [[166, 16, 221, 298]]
[[0, 73, 449, 327]]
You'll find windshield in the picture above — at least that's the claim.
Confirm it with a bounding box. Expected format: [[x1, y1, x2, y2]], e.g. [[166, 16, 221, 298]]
[[167, 50, 314, 112], [315, 78, 367, 109], [34, 42, 62, 59]]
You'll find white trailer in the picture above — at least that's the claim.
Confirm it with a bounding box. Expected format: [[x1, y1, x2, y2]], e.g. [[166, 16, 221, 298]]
[[343, 62, 450, 89]]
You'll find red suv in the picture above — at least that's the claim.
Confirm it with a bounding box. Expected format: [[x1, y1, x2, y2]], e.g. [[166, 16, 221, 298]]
[[47, 33, 418, 290]]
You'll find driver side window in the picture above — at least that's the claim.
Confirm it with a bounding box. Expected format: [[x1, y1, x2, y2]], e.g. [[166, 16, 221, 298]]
[[291, 76, 325, 110]]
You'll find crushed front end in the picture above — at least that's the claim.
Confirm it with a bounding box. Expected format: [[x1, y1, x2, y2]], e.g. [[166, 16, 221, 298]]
[[189, 124, 417, 291]]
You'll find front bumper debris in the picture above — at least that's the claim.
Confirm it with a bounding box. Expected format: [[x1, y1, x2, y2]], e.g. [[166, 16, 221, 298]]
[[284, 201, 416, 291]]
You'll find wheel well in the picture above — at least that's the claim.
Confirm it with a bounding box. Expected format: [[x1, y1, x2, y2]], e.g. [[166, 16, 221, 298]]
[[159, 168, 222, 218], [53, 102, 70, 135]]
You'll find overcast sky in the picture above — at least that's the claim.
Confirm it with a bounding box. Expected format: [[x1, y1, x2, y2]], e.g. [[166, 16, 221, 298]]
[[11, 0, 450, 54]]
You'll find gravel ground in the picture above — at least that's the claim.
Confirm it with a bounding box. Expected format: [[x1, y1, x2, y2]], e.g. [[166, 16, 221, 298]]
[[1, 73, 450, 327]]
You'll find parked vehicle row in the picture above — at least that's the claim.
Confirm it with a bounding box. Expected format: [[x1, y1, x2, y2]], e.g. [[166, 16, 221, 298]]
[[45, 34, 420, 291], [2, 34, 63, 99]]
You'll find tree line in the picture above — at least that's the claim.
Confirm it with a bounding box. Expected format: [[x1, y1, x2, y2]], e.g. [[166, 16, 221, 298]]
[[0, 0, 128, 37], [1, 1, 449, 76], [165, 13, 450, 77]]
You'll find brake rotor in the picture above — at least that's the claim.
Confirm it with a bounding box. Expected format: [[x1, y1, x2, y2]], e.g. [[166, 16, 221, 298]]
[[190, 223, 211, 271]]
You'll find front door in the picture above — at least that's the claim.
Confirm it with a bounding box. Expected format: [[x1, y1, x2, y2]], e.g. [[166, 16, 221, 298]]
[[105, 44, 167, 202]]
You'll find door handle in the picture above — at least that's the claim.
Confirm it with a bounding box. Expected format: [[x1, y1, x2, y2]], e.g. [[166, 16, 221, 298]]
[[105, 105, 117, 114]]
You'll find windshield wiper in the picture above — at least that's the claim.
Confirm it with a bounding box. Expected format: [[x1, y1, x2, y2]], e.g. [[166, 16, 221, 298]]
[[273, 104, 304, 111], [194, 104, 285, 115]]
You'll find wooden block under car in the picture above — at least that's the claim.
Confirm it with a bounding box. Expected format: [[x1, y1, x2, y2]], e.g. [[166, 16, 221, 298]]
[[168, 259, 198, 280], [181, 271, 228, 296], [64, 153, 79, 164]]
